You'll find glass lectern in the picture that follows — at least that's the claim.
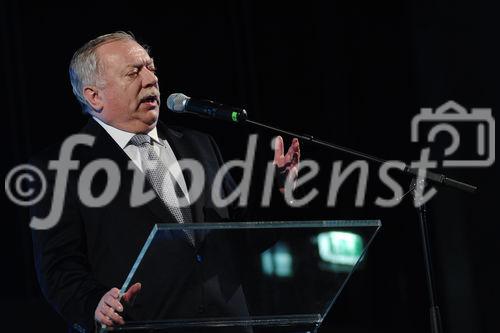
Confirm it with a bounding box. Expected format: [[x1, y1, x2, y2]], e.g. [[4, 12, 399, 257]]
[[104, 220, 380, 333]]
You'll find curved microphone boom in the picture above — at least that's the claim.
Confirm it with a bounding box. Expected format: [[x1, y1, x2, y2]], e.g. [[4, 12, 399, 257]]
[[166, 93, 248, 123]]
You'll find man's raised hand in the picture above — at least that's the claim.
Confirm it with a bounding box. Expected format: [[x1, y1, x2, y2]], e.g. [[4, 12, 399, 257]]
[[273, 136, 300, 193]]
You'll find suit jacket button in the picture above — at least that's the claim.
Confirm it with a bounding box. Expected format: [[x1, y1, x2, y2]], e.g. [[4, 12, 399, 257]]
[[72, 323, 85, 333], [196, 254, 203, 263], [197, 305, 205, 313]]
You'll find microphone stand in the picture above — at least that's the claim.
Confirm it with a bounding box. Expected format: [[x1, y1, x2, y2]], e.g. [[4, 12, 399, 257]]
[[241, 117, 477, 333]]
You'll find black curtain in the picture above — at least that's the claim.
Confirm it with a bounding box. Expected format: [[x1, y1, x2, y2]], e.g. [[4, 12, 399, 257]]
[[2, 1, 498, 332]]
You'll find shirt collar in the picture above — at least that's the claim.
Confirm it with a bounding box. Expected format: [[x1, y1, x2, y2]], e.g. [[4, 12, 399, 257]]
[[93, 117, 162, 148]]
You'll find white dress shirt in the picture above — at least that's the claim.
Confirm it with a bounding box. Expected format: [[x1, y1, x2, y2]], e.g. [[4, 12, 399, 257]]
[[93, 117, 191, 204]]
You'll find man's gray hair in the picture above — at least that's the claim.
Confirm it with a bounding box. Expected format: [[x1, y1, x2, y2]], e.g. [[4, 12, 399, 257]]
[[69, 31, 137, 113]]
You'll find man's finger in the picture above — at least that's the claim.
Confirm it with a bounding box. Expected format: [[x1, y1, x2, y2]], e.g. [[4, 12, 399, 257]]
[[106, 307, 125, 325], [103, 306, 116, 320], [283, 138, 299, 164], [104, 300, 123, 312], [100, 304, 124, 325], [96, 312, 113, 327], [109, 288, 120, 299], [284, 149, 294, 165], [291, 139, 300, 166], [290, 166, 299, 185], [273, 136, 284, 163], [104, 295, 123, 312]]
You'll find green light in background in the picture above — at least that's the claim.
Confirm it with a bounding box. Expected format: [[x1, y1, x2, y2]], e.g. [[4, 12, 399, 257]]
[[261, 242, 293, 278], [317, 232, 363, 268], [231, 111, 238, 122]]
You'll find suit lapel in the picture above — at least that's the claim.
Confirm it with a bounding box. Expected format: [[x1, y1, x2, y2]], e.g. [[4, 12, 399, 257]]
[[159, 123, 206, 224], [159, 123, 212, 247]]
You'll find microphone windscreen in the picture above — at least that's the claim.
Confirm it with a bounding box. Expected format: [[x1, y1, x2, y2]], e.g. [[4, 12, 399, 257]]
[[166, 93, 189, 112]]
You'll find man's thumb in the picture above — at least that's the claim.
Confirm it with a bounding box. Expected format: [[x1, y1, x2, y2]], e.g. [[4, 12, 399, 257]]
[[122, 282, 141, 302]]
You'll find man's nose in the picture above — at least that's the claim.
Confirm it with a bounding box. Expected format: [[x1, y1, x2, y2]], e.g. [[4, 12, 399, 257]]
[[141, 68, 158, 87]]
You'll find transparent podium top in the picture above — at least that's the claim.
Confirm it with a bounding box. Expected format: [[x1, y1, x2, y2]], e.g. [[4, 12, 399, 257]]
[[109, 220, 380, 332]]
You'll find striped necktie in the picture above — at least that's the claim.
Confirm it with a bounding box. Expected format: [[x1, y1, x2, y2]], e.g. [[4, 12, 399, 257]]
[[129, 134, 195, 245]]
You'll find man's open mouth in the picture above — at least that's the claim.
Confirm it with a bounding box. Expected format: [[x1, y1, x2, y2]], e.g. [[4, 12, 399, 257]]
[[140, 95, 159, 104]]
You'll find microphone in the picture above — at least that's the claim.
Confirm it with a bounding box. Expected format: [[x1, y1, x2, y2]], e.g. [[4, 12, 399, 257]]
[[166, 93, 248, 123]]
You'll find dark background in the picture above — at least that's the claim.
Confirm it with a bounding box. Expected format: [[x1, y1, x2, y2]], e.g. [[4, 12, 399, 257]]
[[2, 0, 498, 332]]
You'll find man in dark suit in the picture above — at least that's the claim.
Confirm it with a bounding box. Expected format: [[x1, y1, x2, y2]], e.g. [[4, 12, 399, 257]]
[[30, 31, 300, 333]]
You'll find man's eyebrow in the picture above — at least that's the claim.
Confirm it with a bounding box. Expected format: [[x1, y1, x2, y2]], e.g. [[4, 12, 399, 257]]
[[128, 58, 155, 69]]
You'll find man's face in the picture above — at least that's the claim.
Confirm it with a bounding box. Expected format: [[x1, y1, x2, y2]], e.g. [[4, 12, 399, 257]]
[[89, 39, 160, 133]]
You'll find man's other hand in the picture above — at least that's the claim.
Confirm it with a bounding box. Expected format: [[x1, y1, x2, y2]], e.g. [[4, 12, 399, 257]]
[[273, 136, 300, 193], [95, 282, 141, 327]]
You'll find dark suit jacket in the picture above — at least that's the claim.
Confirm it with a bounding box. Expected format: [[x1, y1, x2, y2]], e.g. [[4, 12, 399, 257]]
[[30, 118, 248, 333]]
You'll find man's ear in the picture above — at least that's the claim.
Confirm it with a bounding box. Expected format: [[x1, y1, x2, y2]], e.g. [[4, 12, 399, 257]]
[[83, 86, 104, 112]]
